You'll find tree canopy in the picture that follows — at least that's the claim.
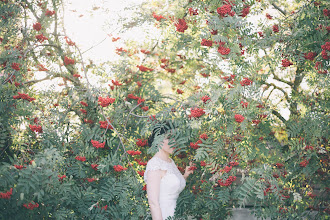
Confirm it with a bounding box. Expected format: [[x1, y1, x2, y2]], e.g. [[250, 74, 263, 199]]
[[0, 0, 329, 219]]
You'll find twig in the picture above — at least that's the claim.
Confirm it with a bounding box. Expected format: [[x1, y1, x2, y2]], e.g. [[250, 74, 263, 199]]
[[2, 72, 15, 85], [82, 27, 120, 54], [129, 113, 150, 118], [123, 102, 143, 129], [73, 41, 91, 90], [82, 36, 107, 54]]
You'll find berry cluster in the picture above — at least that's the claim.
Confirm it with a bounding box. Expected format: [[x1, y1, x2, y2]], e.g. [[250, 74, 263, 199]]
[[223, 166, 232, 173], [35, 34, 48, 43], [113, 165, 128, 172], [321, 42, 330, 60], [304, 52, 316, 61], [201, 95, 211, 103], [299, 159, 309, 167], [64, 56, 75, 66], [137, 65, 153, 72], [282, 59, 293, 67], [190, 107, 205, 118], [234, 114, 245, 123], [240, 77, 253, 86], [188, 8, 198, 16], [80, 109, 87, 114], [188, 166, 197, 171], [276, 163, 284, 168], [13, 92, 35, 102], [11, 62, 20, 71], [115, 47, 127, 55], [45, 9, 55, 16], [80, 101, 88, 107], [217, 4, 235, 17], [229, 161, 239, 167], [91, 164, 98, 171], [218, 45, 231, 55], [241, 101, 248, 108], [33, 22, 42, 31], [273, 24, 279, 33], [58, 175, 66, 181], [0, 188, 12, 199], [201, 39, 213, 47], [14, 165, 25, 170], [29, 124, 43, 133], [305, 145, 314, 150], [174, 18, 188, 33], [127, 150, 142, 156], [98, 96, 115, 107], [241, 6, 250, 17], [36, 64, 48, 71], [137, 170, 145, 176], [199, 133, 208, 140], [91, 140, 105, 149], [218, 176, 237, 186], [75, 156, 86, 162], [136, 138, 148, 147], [177, 89, 184, 94], [153, 12, 166, 21], [99, 120, 113, 129], [23, 202, 39, 210], [190, 139, 202, 150], [87, 178, 96, 182], [134, 158, 147, 166]]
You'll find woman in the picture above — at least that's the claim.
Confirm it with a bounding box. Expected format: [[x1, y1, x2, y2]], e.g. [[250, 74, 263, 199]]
[[144, 124, 195, 220]]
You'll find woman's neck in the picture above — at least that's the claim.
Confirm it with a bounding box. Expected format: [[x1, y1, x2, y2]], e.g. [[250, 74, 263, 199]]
[[154, 149, 170, 162]]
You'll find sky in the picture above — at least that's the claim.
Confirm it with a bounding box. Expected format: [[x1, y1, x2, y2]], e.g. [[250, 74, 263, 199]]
[[63, 0, 149, 63]]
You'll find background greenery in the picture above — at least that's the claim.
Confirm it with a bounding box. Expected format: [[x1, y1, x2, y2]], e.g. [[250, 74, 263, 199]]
[[0, 0, 329, 219]]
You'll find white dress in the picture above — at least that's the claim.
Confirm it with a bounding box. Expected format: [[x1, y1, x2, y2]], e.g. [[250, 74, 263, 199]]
[[144, 156, 186, 220]]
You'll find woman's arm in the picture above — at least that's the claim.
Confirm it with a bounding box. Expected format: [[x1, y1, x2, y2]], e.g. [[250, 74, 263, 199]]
[[146, 169, 166, 220]]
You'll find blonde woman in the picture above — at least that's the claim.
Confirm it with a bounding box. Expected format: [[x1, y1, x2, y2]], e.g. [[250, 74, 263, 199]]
[[144, 124, 195, 220]]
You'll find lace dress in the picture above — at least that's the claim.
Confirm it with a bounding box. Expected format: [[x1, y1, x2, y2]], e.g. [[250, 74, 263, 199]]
[[144, 156, 186, 220]]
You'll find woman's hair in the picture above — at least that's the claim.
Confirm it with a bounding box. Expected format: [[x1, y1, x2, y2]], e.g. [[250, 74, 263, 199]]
[[147, 121, 174, 147]]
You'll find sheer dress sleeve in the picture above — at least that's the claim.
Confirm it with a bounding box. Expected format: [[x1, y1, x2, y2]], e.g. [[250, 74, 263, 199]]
[[144, 157, 173, 184]]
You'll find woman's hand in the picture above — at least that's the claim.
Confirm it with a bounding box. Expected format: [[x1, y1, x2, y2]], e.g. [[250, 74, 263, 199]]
[[183, 161, 196, 180]]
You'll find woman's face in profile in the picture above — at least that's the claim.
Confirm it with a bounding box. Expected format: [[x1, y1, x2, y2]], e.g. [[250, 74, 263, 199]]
[[161, 131, 176, 154]]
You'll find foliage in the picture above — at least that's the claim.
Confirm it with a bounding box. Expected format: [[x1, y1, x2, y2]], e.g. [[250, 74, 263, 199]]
[[0, 0, 329, 219]]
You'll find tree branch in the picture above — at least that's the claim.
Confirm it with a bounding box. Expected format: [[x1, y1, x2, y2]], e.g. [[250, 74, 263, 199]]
[[129, 113, 150, 118], [263, 49, 293, 86], [272, 72, 293, 86], [263, 82, 290, 102], [266, 87, 275, 101], [22, 75, 51, 85], [289, 67, 305, 117], [272, 109, 287, 124], [271, 3, 287, 16]]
